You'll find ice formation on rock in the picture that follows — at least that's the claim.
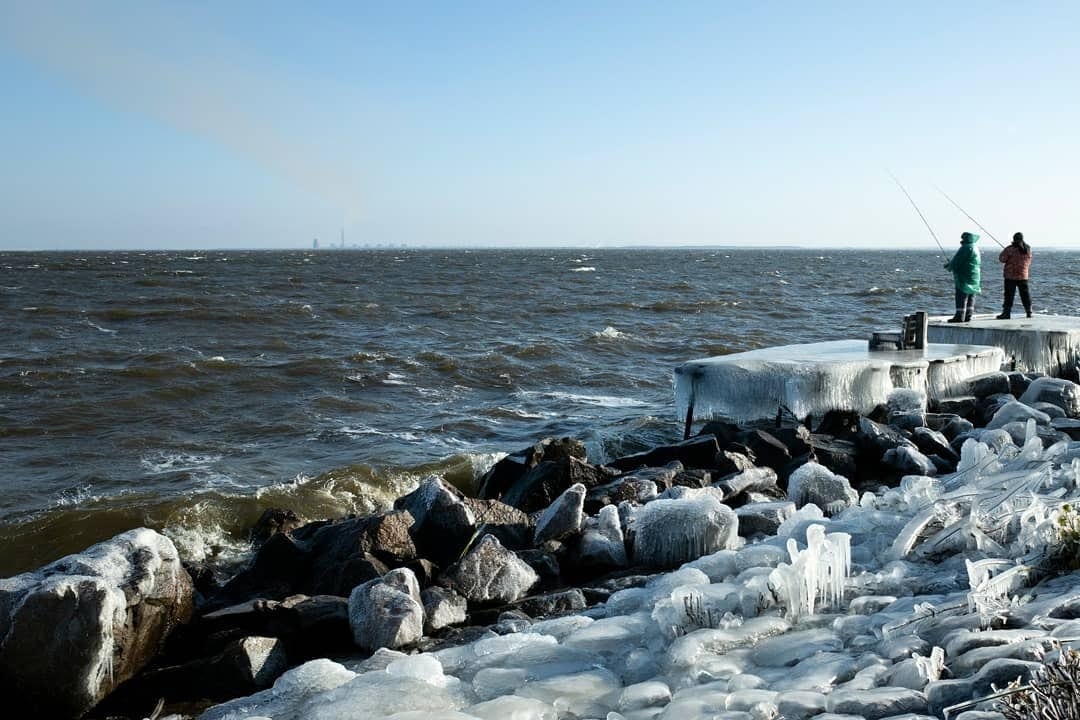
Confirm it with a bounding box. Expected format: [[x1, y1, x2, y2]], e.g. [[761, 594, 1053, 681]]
[[201, 396, 1080, 720], [927, 314, 1080, 376], [675, 340, 1003, 423]]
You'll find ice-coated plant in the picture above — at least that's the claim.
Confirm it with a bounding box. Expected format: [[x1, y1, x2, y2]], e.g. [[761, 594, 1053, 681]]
[[1051, 502, 1080, 572], [995, 643, 1080, 720]]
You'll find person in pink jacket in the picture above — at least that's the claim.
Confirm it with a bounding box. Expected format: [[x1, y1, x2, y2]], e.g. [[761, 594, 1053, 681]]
[[996, 232, 1033, 319]]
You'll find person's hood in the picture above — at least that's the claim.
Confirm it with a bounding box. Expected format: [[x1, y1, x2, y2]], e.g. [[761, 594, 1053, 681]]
[[961, 232, 980, 245]]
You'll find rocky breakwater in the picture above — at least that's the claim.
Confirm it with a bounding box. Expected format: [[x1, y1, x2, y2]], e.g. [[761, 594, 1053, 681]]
[[7, 370, 1080, 718]]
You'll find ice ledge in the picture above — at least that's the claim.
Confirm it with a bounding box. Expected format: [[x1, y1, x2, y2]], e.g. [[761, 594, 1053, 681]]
[[927, 313, 1080, 377], [675, 339, 1004, 424]]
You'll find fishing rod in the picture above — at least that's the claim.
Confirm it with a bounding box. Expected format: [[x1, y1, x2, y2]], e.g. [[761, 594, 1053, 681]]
[[934, 186, 1007, 249], [888, 170, 947, 261]]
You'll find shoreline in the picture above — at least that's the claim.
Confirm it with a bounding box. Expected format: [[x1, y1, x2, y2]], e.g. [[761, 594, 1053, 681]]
[[5, 369, 1080, 718]]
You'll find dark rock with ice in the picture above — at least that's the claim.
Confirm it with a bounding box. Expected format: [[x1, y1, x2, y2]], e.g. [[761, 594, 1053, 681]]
[[787, 461, 858, 515], [0, 528, 192, 719], [534, 482, 586, 543], [441, 534, 538, 603], [882, 445, 938, 477], [348, 567, 424, 652], [631, 491, 738, 567], [735, 500, 796, 537], [502, 454, 613, 513], [420, 586, 466, 633], [932, 396, 977, 418], [608, 434, 723, 472], [966, 370, 1012, 399], [574, 504, 628, 570]]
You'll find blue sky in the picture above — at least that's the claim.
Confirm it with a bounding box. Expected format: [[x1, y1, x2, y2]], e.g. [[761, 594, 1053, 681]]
[[0, 1, 1077, 249]]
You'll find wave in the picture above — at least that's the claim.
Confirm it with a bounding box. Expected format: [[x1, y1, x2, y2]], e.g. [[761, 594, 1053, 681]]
[[571, 266, 596, 272]]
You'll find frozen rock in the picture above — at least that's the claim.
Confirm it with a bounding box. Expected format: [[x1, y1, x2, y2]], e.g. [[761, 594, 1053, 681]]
[[349, 567, 424, 652], [422, 586, 467, 633], [825, 687, 929, 719], [751, 627, 841, 666], [632, 493, 738, 567], [787, 462, 858, 515], [514, 668, 622, 717], [1020, 376, 1080, 417], [882, 446, 938, 477], [534, 482, 586, 543], [985, 400, 1050, 430], [196, 657, 357, 720], [777, 691, 827, 720], [467, 695, 558, 719], [966, 371, 1012, 399], [576, 504, 628, 569], [618, 680, 672, 711], [442, 535, 538, 603], [738, 505, 799, 537], [0, 528, 193, 718]]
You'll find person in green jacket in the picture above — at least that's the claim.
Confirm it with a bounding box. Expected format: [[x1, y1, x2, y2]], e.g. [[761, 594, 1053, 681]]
[[944, 231, 981, 322]]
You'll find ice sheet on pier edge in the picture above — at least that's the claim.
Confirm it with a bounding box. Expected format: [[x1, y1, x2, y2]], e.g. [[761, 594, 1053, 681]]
[[927, 313, 1080, 377], [674, 339, 1003, 424]]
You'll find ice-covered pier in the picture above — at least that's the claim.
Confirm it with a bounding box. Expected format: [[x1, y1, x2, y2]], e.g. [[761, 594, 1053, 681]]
[[927, 313, 1080, 377], [675, 340, 1004, 425]]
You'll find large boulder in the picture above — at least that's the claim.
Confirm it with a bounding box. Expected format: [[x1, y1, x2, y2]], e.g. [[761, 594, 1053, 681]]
[[787, 462, 858, 515], [476, 437, 587, 500], [300, 510, 417, 596], [631, 491, 738, 568], [1020, 376, 1080, 417], [441, 535, 538, 604], [534, 483, 586, 543], [0, 528, 193, 718], [502, 455, 613, 513], [348, 568, 424, 653], [394, 476, 476, 566], [608, 435, 722, 472]]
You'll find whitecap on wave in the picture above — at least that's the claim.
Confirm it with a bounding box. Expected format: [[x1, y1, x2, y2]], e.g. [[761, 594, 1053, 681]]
[[593, 326, 625, 339], [571, 266, 596, 272], [518, 390, 650, 408]]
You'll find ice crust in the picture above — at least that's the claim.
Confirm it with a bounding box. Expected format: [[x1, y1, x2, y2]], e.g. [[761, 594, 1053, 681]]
[[927, 315, 1080, 377], [675, 340, 1004, 423], [200, 426, 1080, 720]]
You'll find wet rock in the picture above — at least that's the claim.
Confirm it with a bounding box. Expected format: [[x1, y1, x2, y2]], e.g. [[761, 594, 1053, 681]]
[[477, 436, 588, 500], [394, 476, 475, 567], [302, 510, 417, 596], [1051, 417, 1080, 440], [1020, 376, 1080, 417], [133, 635, 289, 704], [1006, 370, 1032, 398], [932, 396, 977, 418], [805, 434, 859, 482], [534, 483, 586, 543], [503, 455, 613, 513], [515, 589, 587, 618], [585, 477, 659, 514], [714, 466, 782, 504], [672, 467, 712, 489], [697, 420, 743, 446], [737, 428, 794, 472], [0, 528, 193, 719], [248, 508, 305, 549], [885, 444, 937, 479], [939, 416, 975, 441], [856, 416, 912, 460], [715, 449, 757, 476], [735, 501, 796, 537], [608, 434, 722, 472], [515, 549, 561, 589], [912, 427, 959, 463], [986, 400, 1051, 430], [814, 409, 862, 440], [420, 586, 467, 633], [348, 568, 424, 653], [214, 532, 311, 607], [441, 535, 538, 604], [1032, 401, 1067, 419], [975, 393, 1015, 427], [966, 371, 1012, 399]]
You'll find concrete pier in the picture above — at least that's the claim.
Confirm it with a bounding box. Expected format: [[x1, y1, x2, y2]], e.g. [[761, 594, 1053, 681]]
[[927, 314, 1080, 377], [675, 340, 1003, 425]]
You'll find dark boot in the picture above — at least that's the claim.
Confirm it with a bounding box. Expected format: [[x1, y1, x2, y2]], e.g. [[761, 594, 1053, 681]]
[[996, 312, 1011, 320], [947, 315, 964, 323]]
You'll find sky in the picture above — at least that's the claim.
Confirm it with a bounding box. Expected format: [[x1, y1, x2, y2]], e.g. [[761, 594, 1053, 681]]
[[0, 1, 1077, 250]]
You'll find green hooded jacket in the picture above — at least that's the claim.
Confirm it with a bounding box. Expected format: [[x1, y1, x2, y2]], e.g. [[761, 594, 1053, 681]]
[[946, 232, 981, 295]]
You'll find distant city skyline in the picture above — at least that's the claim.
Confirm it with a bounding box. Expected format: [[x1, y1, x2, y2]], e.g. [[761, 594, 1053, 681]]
[[1, 2, 1077, 250]]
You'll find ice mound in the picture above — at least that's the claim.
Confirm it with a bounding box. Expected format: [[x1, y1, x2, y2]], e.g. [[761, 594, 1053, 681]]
[[787, 462, 858, 515], [632, 493, 739, 567]]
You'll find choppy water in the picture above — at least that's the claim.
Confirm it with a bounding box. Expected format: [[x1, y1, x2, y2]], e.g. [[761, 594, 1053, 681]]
[[2, 247, 1077, 575]]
